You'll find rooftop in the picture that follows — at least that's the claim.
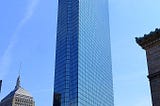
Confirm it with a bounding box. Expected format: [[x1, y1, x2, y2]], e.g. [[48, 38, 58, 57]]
[[0, 76, 33, 102]]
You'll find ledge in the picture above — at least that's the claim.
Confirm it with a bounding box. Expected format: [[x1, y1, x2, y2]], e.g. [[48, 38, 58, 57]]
[[136, 28, 160, 49], [147, 71, 160, 81]]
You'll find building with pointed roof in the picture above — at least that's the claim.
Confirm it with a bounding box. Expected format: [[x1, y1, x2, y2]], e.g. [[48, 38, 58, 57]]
[[0, 76, 35, 106]]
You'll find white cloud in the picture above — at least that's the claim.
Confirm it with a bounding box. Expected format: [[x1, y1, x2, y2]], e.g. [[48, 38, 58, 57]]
[[16, 0, 39, 31], [0, 0, 39, 79]]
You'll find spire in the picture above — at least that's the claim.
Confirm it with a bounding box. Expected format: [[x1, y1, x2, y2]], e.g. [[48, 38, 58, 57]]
[[15, 63, 22, 89], [15, 75, 21, 89]]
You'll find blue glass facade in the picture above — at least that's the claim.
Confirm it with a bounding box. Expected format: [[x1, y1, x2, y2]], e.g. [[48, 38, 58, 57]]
[[54, 0, 113, 106]]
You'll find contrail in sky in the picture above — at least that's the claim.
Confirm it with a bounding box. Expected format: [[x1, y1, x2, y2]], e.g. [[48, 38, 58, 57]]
[[0, 0, 39, 79]]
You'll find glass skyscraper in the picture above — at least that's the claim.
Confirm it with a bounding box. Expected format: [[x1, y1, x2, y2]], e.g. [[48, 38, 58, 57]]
[[53, 0, 113, 106]]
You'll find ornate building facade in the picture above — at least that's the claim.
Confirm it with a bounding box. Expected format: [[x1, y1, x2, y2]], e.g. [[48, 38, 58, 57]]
[[136, 28, 160, 106], [0, 76, 35, 106]]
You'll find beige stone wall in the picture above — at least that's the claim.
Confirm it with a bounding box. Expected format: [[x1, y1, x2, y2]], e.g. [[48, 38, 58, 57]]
[[12, 96, 35, 106]]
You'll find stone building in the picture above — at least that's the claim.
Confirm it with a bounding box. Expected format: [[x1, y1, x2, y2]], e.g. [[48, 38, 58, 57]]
[[0, 76, 35, 106], [136, 28, 160, 106]]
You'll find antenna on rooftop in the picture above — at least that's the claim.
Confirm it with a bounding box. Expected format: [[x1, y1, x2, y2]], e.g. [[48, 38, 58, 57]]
[[15, 62, 22, 89], [19, 62, 22, 76]]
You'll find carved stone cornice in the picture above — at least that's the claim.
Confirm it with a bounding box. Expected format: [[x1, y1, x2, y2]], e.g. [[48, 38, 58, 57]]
[[136, 28, 160, 50]]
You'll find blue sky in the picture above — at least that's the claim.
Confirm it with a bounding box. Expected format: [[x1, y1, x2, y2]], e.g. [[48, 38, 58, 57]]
[[0, 0, 160, 106]]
